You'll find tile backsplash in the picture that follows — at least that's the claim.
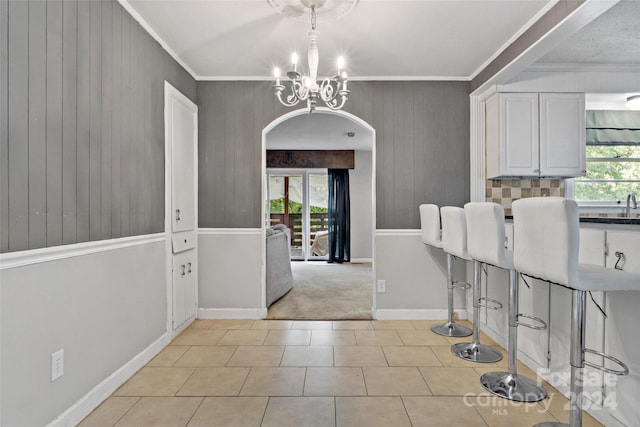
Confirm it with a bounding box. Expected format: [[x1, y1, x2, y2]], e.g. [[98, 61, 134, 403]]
[[485, 178, 564, 216], [486, 178, 639, 219]]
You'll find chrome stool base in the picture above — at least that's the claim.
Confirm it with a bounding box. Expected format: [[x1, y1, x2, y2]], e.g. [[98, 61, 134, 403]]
[[431, 322, 472, 337], [480, 371, 546, 402], [451, 342, 503, 363]]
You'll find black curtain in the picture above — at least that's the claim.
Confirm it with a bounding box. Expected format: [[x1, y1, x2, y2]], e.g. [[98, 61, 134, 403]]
[[327, 169, 350, 263]]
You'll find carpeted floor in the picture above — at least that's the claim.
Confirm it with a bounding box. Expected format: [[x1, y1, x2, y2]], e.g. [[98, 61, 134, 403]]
[[267, 262, 373, 320]]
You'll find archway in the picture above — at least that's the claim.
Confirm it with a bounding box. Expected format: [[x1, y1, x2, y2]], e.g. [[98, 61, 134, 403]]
[[260, 108, 377, 318]]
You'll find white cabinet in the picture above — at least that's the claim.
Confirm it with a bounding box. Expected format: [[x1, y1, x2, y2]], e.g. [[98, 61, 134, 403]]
[[172, 248, 197, 329], [486, 92, 585, 179]]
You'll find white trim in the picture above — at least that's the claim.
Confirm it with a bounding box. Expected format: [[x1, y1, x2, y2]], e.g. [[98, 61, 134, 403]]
[[198, 308, 267, 320], [117, 0, 197, 80], [196, 75, 473, 82], [198, 228, 262, 235], [350, 258, 373, 264], [374, 309, 468, 321], [46, 332, 170, 427], [375, 229, 420, 236], [0, 234, 165, 270]]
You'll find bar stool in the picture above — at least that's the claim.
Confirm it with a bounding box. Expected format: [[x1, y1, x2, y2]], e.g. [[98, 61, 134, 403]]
[[419, 204, 472, 337], [465, 202, 547, 402], [442, 206, 502, 362], [513, 197, 637, 427]]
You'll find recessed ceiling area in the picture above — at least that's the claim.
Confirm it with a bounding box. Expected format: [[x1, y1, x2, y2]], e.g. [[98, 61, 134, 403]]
[[266, 112, 373, 151], [123, 0, 552, 80], [535, 0, 640, 66]]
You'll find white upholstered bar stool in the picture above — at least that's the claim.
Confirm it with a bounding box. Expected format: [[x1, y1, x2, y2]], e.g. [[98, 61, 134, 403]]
[[464, 202, 546, 402], [513, 197, 638, 427], [441, 206, 502, 362], [419, 204, 472, 337]]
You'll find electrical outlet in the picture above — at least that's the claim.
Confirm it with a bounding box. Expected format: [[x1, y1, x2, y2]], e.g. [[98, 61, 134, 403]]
[[376, 279, 386, 293], [51, 349, 64, 382]]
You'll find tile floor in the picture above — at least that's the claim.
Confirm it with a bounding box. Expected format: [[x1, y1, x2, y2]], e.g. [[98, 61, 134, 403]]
[[79, 319, 603, 427]]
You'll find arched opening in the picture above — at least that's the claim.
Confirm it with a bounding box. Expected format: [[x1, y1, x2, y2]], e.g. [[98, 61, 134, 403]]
[[260, 108, 376, 319]]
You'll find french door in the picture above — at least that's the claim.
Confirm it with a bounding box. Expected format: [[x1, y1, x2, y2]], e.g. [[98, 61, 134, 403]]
[[267, 170, 329, 261]]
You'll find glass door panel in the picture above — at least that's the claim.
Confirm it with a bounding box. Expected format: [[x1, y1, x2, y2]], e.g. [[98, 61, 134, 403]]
[[308, 174, 329, 260], [268, 174, 304, 259]]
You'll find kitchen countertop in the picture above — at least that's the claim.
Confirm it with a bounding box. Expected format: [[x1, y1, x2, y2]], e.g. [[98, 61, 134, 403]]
[[505, 216, 640, 231]]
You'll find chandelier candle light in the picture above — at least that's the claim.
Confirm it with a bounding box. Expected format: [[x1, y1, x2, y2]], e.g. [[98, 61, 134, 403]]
[[273, 4, 349, 112]]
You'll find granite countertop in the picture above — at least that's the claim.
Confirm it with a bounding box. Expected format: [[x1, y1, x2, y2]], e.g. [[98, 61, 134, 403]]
[[505, 216, 640, 226]]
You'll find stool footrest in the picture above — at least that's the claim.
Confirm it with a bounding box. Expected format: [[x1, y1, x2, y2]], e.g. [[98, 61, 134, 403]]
[[452, 280, 471, 290], [516, 313, 548, 331], [478, 297, 503, 310], [584, 348, 629, 376]]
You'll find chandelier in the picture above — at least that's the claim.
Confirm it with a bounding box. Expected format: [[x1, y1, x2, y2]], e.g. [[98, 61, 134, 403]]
[[272, 3, 349, 112]]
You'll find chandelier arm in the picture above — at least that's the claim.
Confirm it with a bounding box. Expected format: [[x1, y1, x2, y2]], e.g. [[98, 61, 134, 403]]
[[274, 84, 301, 107], [324, 94, 349, 111]]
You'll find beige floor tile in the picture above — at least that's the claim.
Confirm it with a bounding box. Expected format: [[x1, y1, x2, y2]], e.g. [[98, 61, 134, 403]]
[[113, 397, 202, 427], [397, 329, 451, 346], [402, 396, 489, 427], [206, 319, 255, 330], [189, 319, 216, 329], [239, 367, 306, 396], [372, 320, 416, 330], [226, 346, 285, 367], [410, 320, 448, 330], [334, 346, 388, 367], [333, 320, 373, 330], [304, 367, 367, 396], [419, 366, 488, 396], [538, 392, 604, 427], [311, 330, 356, 345], [292, 320, 333, 330], [355, 330, 403, 346], [262, 397, 336, 427], [173, 346, 236, 367], [176, 367, 250, 396], [250, 320, 293, 329], [187, 397, 268, 427], [171, 329, 226, 346], [363, 367, 431, 396], [470, 396, 559, 427], [281, 346, 334, 367], [217, 330, 268, 346], [147, 346, 190, 367], [78, 397, 140, 427], [264, 329, 312, 345], [382, 346, 442, 367], [114, 367, 195, 396], [431, 345, 504, 368], [336, 396, 412, 427]]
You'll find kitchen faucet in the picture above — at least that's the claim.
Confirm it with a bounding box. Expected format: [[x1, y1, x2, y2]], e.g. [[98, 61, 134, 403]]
[[626, 192, 637, 217]]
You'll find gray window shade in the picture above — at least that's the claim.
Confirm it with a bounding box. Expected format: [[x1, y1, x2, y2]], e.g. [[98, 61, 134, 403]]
[[586, 110, 640, 146]]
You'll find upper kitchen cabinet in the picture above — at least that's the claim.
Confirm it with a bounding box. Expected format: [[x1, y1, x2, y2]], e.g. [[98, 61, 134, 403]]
[[486, 92, 586, 179]]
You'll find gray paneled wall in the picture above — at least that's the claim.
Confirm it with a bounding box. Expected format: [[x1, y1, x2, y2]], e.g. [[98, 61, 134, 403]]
[[197, 80, 470, 229], [0, 0, 196, 253]]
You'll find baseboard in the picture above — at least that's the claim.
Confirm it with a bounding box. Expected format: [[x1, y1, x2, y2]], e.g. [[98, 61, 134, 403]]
[[46, 332, 170, 427], [350, 258, 373, 264], [374, 309, 468, 320], [198, 308, 265, 319]]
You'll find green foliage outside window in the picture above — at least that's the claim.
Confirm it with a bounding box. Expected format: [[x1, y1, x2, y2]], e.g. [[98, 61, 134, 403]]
[[269, 198, 328, 214], [575, 146, 640, 202]]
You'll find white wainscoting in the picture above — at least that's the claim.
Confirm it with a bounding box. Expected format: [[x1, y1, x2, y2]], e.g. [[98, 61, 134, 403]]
[[373, 230, 468, 320], [0, 235, 169, 427], [198, 229, 264, 317]]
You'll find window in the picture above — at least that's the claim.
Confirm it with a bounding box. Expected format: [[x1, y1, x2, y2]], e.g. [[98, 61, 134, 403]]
[[574, 110, 640, 204]]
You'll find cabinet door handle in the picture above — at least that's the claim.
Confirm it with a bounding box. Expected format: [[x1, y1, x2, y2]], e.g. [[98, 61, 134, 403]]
[[181, 264, 186, 276], [176, 209, 181, 222], [187, 262, 192, 274]]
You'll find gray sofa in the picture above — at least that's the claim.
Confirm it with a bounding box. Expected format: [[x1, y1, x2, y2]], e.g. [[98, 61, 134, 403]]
[[266, 224, 294, 307]]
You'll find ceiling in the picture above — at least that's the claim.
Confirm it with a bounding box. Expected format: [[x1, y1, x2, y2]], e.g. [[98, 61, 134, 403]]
[[124, 0, 552, 80]]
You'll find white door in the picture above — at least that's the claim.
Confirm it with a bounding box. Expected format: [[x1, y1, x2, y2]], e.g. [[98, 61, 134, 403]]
[[169, 90, 197, 232], [165, 82, 198, 330]]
